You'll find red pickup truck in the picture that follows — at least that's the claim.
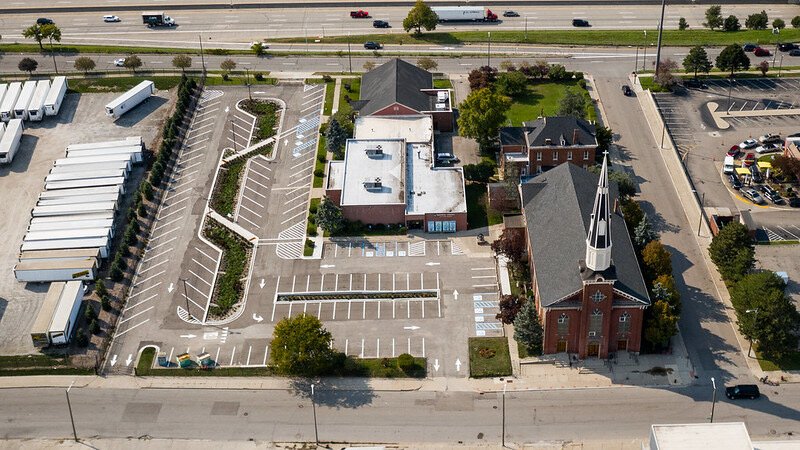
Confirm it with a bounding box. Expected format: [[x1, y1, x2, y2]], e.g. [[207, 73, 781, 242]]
[[350, 10, 369, 18]]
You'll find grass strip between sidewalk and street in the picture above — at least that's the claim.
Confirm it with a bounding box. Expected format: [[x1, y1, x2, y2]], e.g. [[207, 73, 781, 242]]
[[757, 350, 800, 371], [0, 354, 94, 377]]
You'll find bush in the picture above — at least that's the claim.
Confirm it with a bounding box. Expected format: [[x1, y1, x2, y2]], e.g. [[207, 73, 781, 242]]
[[322, 74, 333, 82], [309, 203, 318, 214], [307, 224, 318, 236], [84, 303, 97, 321], [314, 168, 325, 178], [793, 16, 800, 28], [138, 202, 148, 218], [305, 238, 315, 249], [397, 353, 416, 373], [578, 79, 587, 89], [95, 279, 107, 297], [89, 319, 101, 335], [75, 330, 89, 347], [141, 181, 154, 201], [100, 294, 111, 312], [254, 72, 265, 81]]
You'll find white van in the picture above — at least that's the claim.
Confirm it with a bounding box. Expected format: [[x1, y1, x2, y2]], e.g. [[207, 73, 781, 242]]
[[723, 156, 735, 174]]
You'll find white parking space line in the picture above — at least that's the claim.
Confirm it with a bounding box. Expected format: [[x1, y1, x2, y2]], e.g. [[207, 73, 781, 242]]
[[191, 259, 215, 274], [244, 185, 267, 199], [239, 203, 263, 218], [128, 282, 162, 299], [114, 319, 150, 337], [181, 293, 206, 310], [287, 174, 312, 187], [133, 270, 166, 287], [150, 226, 181, 241], [143, 247, 173, 263], [283, 192, 308, 205], [283, 201, 307, 216], [238, 214, 260, 228], [244, 176, 270, 191], [185, 281, 210, 298], [189, 270, 212, 286], [250, 159, 272, 171], [195, 246, 219, 262], [138, 259, 169, 274], [290, 157, 314, 171], [280, 212, 305, 227], [119, 305, 155, 324], [158, 206, 188, 221], [127, 293, 158, 310]]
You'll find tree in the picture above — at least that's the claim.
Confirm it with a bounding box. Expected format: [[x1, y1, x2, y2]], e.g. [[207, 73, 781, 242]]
[[468, 66, 497, 90], [496, 295, 524, 324], [723, 15, 741, 32], [172, 54, 192, 72], [513, 300, 543, 356], [652, 274, 681, 314], [678, 17, 689, 31], [548, 64, 568, 80], [416, 57, 438, 71], [642, 240, 673, 281], [531, 60, 550, 79], [75, 329, 89, 347], [74, 56, 96, 74], [595, 126, 613, 155], [716, 44, 750, 77], [745, 10, 768, 30], [609, 170, 636, 200], [403, 0, 438, 35], [644, 300, 679, 348], [220, 58, 237, 74], [621, 199, 644, 236], [654, 58, 679, 88], [557, 89, 587, 120], [704, 5, 723, 30], [22, 24, 45, 50], [95, 279, 108, 298], [325, 117, 347, 159], [123, 55, 143, 73], [270, 314, 337, 376], [772, 155, 800, 181], [89, 319, 101, 335], [491, 229, 526, 270], [251, 42, 266, 57], [18, 58, 38, 75], [793, 16, 800, 28], [709, 222, 754, 282], [634, 213, 658, 248], [772, 18, 785, 30], [84, 303, 97, 322], [758, 60, 770, 76], [41, 24, 61, 48], [456, 87, 511, 149], [682, 46, 712, 79], [363, 61, 376, 71], [317, 197, 345, 234], [101, 295, 111, 312], [463, 160, 495, 182], [496, 71, 528, 98]]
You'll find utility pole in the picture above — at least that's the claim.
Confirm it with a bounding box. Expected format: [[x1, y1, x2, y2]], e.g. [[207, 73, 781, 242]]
[[524, 17, 528, 40], [778, 55, 784, 78], [199, 34, 206, 75], [65, 382, 78, 442], [654, 0, 667, 75], [230, 119, 236, 151], [50, 42, 59, 75], [487, 31, 491, 67], [634, 47, 639, 74], [348, 33, 352, 74], [710, 377, 718, 423], [311, 383, 319, 445]]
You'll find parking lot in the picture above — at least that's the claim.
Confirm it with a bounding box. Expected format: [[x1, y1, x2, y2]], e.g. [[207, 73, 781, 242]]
[[756, 244, 800, 310], [0, 90, 171, 355]]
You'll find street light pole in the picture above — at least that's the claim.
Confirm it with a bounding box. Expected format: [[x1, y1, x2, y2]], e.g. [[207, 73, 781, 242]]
[[487, 32, 492, 67], [524, 17, 528, 40], [501, 383, 507, 447], [311, 383, 319, 445], [697, 192, 705, 236], [642, 30, 647, 72], [746, 309, 759, 357], [245, 68, 252, 101], [199, 34, 206, 75], [65, 382, 78, 442], [180, 277, 192, 320], [654, 0, 667, 75], [710, 377, 717, 423], [348, 33, 352, 74]]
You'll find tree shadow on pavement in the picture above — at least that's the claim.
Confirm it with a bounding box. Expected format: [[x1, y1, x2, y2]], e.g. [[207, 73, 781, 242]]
[[290, 377, 376, 409], [638, 200, 681, 235]]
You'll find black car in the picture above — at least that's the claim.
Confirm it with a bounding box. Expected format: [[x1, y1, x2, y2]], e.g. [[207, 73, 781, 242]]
[[790, 49, 800, 57], [759, 185, 784, 204], [572, 19, 590, 27], [726, 384, 760, 400], [728, 173, 742, 190], [37, 18, 54, 25], [372, 20, 389, 28], [742, 43, 757, 52], [503, 11, 520, 17], [684, 78, 708, 89], [750, 164, 763, 183], [778, 43, 799, 52], [364, 41, 382, 50], [621, 85, 632, 96]]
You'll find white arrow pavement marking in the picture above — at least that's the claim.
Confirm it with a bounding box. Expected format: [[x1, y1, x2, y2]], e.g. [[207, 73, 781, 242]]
[[110, 354, 118, 366], [284, 139, 289, 146], [253, 313, 264, 322], [225, 106, 230, 113], [320, 264, 335, 268], [453, 290, 459, 300], [253, 91, 266, 94], [259, 278, 265, 289], [403, 326, 420, 331], [425, 262, 440, 266], [433, 359, 440, 372], [125, 354, 133, 366], [167, 282, 174, 293], [180, 334, 197, 339], [455, 358, 462, 372]]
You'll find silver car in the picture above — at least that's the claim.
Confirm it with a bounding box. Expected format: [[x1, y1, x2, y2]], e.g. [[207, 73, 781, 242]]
[[743, 188, 765, 205]]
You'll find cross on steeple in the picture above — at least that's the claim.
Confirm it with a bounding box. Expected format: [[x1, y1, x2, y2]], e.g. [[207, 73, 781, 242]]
[[585, 152, 613, 272]]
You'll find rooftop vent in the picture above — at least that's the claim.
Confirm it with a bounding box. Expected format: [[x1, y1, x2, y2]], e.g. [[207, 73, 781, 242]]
[[365, 145, 383, 157], [363, 177, 382, 190], [545, 138, 553, 145], [437, 91, 449, 102]]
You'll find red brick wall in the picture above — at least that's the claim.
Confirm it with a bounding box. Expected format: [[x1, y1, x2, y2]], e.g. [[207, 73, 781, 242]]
[[431, 111, 453, 132], [342, 204, 406, 225], [529, 145, 596, 172], [609, 307, 644, 353], [326, 189, 341, 206]]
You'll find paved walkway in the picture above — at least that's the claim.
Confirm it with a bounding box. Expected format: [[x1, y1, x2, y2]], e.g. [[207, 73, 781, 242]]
[[330, 77, 342, 115]]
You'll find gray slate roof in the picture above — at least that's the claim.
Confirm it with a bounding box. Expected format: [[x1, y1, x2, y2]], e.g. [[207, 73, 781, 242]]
[[522, 116, 597, 147], [358, 59, 433, 116], [521, 163, 649, 307], [499, 126, 526, 147]]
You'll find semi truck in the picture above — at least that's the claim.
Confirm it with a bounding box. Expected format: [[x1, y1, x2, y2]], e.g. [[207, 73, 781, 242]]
[[0, 119, 24, 164], [30, 282, 65, 346], [431, 6, 498, 22], [0, 82, 22, 122], [105, 80, 155, 120], [142, 12, 176, 27], [47, 281, 85, 344], [13, 81, 37, 120], [44, 76, 68, 116], [27, 79, 51, 122], [17, 259, 95, 284]]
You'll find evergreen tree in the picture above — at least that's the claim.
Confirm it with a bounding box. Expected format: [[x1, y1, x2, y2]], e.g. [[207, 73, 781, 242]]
[[316, 197, 346, 235], [514, 300, 543, 356], [682, 46, 713, 79], [633, 213, 658, 248], [325, 117, 347, 159]]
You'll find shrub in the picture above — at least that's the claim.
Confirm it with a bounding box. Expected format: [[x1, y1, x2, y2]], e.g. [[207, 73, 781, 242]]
[[305, 238, 315, 249], [75, 330, 89, 347], [307, 224, 318, 236], [309, 203, 318, 214], [84, 303, 97, 321], [793, 16, 800, 28], [89, 319, 101, 335], [314, 168, 325, 178], [100, 294, 111, 312], [138, 202, 148, 218], [322, 74, 333, 82], [397, 353, 416, 373], [95, 279, 107, 298]]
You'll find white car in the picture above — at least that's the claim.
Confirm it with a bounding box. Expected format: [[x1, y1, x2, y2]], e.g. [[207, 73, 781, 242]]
[[738, 139, 758, 149], [755, 143, 779, 154], [103, 15, 121, 23], [114, 58, 126, 67]]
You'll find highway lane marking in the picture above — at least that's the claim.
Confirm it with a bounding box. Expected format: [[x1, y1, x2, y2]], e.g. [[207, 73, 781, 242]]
[[115, 318, 150, 337], [120, 306, 155, 324]]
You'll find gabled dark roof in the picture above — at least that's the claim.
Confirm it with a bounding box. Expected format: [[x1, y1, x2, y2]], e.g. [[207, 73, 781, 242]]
[[358, 59, 433, 116], [521, 163, 649, 307], [499, 127, 526, 147], [522, 116, 597, 147]]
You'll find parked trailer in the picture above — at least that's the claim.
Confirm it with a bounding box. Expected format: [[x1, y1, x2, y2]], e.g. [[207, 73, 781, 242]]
[[21, 237, 109, 258], [45, 169, 127, 183], [30, 282, 65, 347], [54, 153, 133, 168], [25, 228, 112, 242], [19, 248, 101, 263], [0, 122, 5, 142], [28, 219, 114, 234], [31, 202, 117, 217], [45, 177, 126, 193], [66, 136, 142, 152], [0, 119, 24, 164], [106, 80, 155, 120], [47, 281, 85, 345], [66, 145, 143, 163], [431, 6, 498, 22], [30, 212, 114, 224], [1, 82, 22, 122], [49, 161, 131, 177], [27, 80, 51, 122], [38, 185, 121, 199], [37, 194, 119, 207], [0, 84, 7, 114], [15, 259, 96, 283], [13, 81, 37, 120], [44, 76, 67, 116]]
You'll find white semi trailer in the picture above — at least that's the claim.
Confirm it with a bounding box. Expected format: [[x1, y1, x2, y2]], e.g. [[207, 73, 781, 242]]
[[47, 280, 85, 344], [0, 119, 24, 164], [20, 237, 109, 258], [44, 76, 68, 116], [27, 79, 51, 122], [45, 177, 126, 192], [0, 82, 22, 122], [13, 81, 37, 120], [66, 136, 142, 152], [105, 80, 155, 120], [431, 6, 498, 22], [65, 145, 143, 163]]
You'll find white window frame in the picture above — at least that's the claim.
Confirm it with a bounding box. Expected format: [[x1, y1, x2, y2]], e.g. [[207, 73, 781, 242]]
[[583, 150, 590, 160], [567, 151, 573, 161]]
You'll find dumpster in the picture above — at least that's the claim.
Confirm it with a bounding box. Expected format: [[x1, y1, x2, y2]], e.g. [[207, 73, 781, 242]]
[[176, 352, 193, 368], [157, 351, 168, 367], [197, 352, 213, 369]]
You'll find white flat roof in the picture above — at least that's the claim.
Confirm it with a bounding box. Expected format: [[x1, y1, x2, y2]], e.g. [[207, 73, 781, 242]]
[[354, 115, 433, 144], [650, 423, 752, 450], [327, 160, 345, 190], [340, 139, 405, 206], [405, 143, 466, 216]]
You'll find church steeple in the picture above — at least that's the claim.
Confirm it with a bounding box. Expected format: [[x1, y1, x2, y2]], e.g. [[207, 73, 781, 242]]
[[585, 151, 612, 272]]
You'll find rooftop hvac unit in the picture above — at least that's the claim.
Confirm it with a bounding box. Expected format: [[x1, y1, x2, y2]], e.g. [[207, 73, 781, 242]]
[[365, 145, 383, 157], [435, 102, 448, 110], [363, 177, 382, 190], [437, 91, 449, 102]]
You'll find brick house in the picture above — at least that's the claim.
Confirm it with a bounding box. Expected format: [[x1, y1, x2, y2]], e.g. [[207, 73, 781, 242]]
[[519, 154, 650, 358], [353, 58, 454, 132], [499, 116, 598, 178]]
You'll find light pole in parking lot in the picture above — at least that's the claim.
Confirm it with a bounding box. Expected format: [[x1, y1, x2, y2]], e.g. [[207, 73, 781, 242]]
[[179, 277, 192, 320], [198, 34, 206, 75], [654, 0, 667, 75], [310, 383, 319, 445], [710, 377, 717, 423], [746, 308, 759, 357]]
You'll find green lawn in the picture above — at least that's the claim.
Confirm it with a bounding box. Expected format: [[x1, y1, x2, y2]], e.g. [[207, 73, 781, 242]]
[[0, 354, 94, 377], [68, 76, 183, 93], [433, 78, 453, 89], [506, 80, 596, 126], [204, 75, 277, 86], [465, 182, 502, 229], [204, 219, 251, 318], [468, 337, 512, 378], [0, 43, 204, 55], [339, 78, 361, 112], [313, 137, 327, 188], [757, 351, 800, 371]]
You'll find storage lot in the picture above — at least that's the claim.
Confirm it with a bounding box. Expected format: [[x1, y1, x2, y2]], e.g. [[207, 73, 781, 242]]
[[0, 90, 171, 354]]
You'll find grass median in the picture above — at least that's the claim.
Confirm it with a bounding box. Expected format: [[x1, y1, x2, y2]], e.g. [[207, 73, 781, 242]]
[[204, 218, 251, 318], [0, 354, 94, 377], [468, 337, 512, 378]]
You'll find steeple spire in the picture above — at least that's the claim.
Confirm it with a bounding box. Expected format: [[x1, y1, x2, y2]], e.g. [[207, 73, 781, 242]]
[[585, 151, 612, 272]]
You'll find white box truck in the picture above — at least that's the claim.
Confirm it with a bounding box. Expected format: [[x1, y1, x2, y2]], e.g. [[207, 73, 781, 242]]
[[30, 282, 65, 347], [20, 237, 109, 258], [27, 79, 51, 122], [106, 80, 155, 120], [45, 177, 126, 192], [47, 280, 85, 344], [0, 82, 22, 122], [66, 145, 143, 163], [66, 136, 142, 152], [44, 76, 68, 116], [431, 6, 498, 22], [0, 119, 24, 164], [16, 259, 95, 284], [14, 80, 37, 120]]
